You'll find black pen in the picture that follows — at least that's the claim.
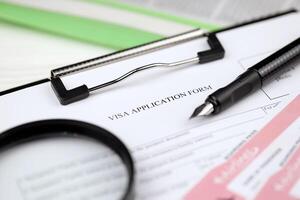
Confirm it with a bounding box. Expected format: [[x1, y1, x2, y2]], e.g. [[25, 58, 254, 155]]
[[191, 37, 300, 118]]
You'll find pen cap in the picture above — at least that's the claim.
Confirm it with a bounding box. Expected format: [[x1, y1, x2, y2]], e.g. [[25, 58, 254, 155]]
[[250, 37, 300, 84]]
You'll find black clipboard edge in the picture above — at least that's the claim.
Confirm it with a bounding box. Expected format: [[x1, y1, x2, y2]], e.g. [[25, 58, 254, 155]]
[[0, 9, 297, 96], [0, 79, 49, 96], [213, 9, 297, 34]]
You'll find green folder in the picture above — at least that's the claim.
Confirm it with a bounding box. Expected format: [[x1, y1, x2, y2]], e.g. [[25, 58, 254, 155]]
[[0, 1, 219, 50]]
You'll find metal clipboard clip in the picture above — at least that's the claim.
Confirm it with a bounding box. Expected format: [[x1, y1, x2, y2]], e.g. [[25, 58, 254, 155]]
[[50, 31, 225, 105]]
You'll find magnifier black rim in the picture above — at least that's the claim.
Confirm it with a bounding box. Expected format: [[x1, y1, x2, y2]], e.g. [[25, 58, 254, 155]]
[[0, 119, 135, 200]]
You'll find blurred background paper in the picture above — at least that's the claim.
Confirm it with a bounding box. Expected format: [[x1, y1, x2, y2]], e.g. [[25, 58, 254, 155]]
[[119, 0, 300, 25], [0, 0, 299, 92]]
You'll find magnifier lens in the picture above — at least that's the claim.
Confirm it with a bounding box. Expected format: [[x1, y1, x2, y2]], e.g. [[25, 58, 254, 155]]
[[0, 130, 129, 200]]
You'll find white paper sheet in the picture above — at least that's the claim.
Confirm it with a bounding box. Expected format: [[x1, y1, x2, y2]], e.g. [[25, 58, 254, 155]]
[[0, 12, 300, 200]]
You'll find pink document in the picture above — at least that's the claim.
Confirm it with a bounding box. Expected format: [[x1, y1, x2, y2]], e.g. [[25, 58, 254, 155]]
[[185, 95, 300, 200]]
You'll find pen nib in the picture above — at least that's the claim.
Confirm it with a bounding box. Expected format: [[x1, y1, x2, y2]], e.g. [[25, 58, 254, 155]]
[[190, 102, 214, 119]]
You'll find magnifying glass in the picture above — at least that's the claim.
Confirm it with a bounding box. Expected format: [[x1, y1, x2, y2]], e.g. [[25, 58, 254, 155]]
[[0, 120, 134, 200]]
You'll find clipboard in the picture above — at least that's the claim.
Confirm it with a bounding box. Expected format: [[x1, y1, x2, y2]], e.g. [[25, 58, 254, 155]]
[[0, 9, 297, 98], [0, 9, 300, 200]]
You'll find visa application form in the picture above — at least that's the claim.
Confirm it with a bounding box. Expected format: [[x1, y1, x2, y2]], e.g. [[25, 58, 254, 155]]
[[0, 12, 300, 200]]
